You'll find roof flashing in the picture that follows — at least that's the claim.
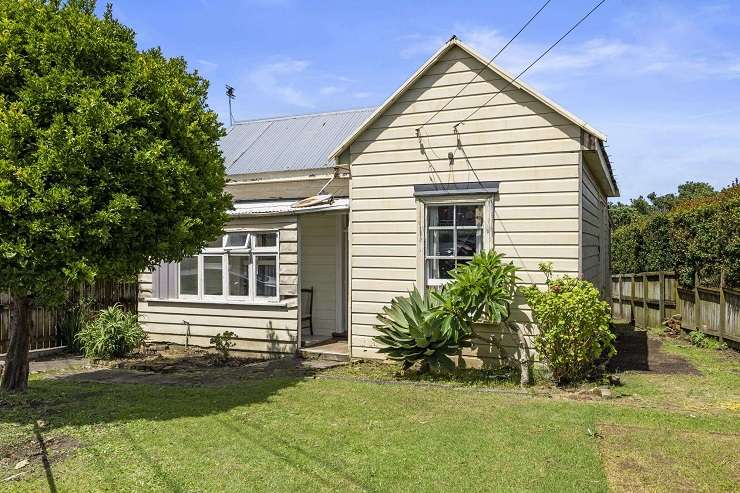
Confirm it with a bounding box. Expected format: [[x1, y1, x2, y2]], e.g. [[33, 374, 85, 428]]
[[413, 181, 499, 197]]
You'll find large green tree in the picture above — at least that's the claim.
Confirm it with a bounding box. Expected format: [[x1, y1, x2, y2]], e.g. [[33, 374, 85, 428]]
[[609, 181, 718, 229], [0, 0, 231, 392]]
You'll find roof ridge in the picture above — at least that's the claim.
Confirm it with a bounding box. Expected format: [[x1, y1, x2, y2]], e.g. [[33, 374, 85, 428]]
[[232, 106, 377, 125]]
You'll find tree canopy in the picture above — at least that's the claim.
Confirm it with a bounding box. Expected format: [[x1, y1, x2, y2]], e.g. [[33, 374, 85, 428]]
[[0, 0, 231, 391], [608, 181, 719, 229], [0, 0, 231, 303]]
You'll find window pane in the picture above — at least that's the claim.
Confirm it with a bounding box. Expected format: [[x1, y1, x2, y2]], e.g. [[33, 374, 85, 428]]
[[256, 257, 277, 297], [428, 229, 454, 256], [456, 229, 482, 256], [255, 232, 277, 248], [204, 256, 223, 295], [456, 205, 482, 226], [206, 236, 223, 248], [228, 255, 250, 297], [427, 258, 455, 280], [180, 257, 198, 295], [428, 205, 454, 227], [225, 232, 249, 248]]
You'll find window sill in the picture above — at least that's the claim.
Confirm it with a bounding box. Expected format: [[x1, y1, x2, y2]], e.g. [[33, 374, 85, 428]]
[[144, 297, 289, 308]]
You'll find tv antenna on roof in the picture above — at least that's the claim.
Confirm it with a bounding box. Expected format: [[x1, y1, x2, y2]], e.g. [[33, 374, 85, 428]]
[[226, 84, 236, 126]]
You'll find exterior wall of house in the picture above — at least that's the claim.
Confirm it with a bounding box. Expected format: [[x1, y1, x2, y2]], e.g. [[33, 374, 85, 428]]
[[299, 212, 341, 337], [346, 46, 585, 367], [581, 162, 610, 297], [137, 215, 300, 357]]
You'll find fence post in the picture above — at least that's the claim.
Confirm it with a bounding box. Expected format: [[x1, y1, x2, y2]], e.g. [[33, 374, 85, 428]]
[[618, 274, 624, 319], [719, 269, 726, 343], [630, 273, 636, 325], [658, 272, 665, 323], [673, 273, 679, 325], [643, 273, 649, 329], [693, 271, 701, 331]]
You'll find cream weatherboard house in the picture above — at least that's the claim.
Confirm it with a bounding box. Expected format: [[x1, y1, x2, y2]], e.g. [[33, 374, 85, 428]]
[[138, 38, 618, 366]]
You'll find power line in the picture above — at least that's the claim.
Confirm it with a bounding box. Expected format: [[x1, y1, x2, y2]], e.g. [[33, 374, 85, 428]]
[[416, 0, 552, 133], [455, 0, 608, 129]]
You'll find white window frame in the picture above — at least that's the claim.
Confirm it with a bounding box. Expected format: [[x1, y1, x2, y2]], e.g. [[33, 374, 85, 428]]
[[178, 255, 201, 300], [177, 229, 280, 303], [416, 195, 494, 290]]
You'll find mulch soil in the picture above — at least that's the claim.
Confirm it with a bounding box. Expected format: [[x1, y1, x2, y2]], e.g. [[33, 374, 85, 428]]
[[607, 324, 700, 375]]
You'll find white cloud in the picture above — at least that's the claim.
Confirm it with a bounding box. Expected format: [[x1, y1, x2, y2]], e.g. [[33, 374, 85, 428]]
[[197, 59, 218, 70], [248, 59, 314, 108], [400, 17, 740, 83], [319, 85, 342, 95], [352, 91, 373, 99]]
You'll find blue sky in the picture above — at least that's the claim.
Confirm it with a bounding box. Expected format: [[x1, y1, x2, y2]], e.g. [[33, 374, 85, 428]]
[[102, 0, 740, 200]]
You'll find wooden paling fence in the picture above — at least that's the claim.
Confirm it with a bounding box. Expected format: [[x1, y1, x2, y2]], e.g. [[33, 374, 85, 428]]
[[611, 271, 740, 344], [0, 280, 138, 353]]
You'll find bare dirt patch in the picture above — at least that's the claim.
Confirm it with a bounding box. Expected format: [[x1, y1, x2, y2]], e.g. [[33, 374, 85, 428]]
[[607, 325, 700, 375], [100, 344, 261, 373], [0, 430, 79, 483], [61, 356, 343, 387]]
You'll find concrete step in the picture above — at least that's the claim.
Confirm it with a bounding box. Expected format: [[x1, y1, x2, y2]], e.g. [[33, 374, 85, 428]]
[[299, 348, 350, 362]]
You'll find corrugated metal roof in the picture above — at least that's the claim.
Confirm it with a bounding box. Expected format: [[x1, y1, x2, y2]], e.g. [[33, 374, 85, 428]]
[[220, 107, 375, 176]]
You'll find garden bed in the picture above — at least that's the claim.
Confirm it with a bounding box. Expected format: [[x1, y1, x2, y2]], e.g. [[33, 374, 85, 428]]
[[96, 344, 260, 373]]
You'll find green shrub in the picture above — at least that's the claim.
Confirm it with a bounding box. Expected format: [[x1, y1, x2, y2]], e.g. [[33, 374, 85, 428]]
[[611, 184, 740, 288], [523, 275, 615, 384], [642, 213, 675, 272], [670, 185, 740, 287], [688, 330, 728, 350], [432, 250, 519, 325], [374, 288, 471, 372], [57, 298, 95, 353], [76, 304, 146, 359], [210, 331, 236, 361], [374, 251, 522, 375], [611, 219, 644, 274]]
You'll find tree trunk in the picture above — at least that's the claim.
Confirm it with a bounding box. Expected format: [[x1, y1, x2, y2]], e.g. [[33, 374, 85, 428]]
[[1, 294, 32, 393]]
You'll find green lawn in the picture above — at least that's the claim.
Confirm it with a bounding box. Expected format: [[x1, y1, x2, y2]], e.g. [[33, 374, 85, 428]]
[[1, 335, 738, 492]]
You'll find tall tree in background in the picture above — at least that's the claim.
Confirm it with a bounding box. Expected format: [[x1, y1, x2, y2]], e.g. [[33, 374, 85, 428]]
[[609, 181, 718, 228], [0, 0, 231, 392]]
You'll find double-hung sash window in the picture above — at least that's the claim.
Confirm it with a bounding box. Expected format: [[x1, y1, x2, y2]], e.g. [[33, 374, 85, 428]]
[[425, 204, 484, 286], [414, 181, 497, 290], [178, 231, 279, 302]]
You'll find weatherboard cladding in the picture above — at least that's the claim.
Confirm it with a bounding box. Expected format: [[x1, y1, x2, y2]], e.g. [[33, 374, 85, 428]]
[[220, 108, 375, 175]]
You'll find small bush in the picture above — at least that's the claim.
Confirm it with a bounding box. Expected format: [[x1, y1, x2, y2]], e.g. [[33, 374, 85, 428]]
[[210, 331, 236, 361], [523, 275, 615, 384], [374, 288, 471, 372], [688, 330, 728, 350], [76, 304, 146, 359], [433, 250, 519, 325]]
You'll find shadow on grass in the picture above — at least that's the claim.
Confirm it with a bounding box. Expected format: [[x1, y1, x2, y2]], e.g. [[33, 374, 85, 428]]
[[0, 359, 315, 432], [214, 417, 376, 492]]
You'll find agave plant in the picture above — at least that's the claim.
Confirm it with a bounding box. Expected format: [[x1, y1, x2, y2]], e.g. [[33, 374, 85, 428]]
[[374, 288, 471, 372]]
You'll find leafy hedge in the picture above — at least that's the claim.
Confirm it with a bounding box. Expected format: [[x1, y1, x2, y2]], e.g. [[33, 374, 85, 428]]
[[611, 185, 740, 287]]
